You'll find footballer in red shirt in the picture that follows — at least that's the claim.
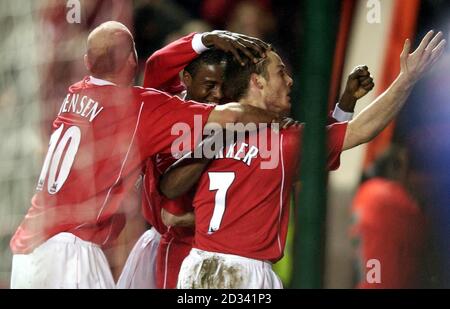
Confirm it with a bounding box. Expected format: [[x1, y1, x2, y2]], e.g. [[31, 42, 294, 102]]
[[160, 30, 446, 288], [122, 31, 272, 289], [162, 50, 349, 288], [9, 22, 281, 289], [122, 30, 365, 289]]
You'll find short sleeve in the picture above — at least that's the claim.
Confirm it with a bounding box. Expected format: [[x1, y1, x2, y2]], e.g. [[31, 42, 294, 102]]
[[162, 195, 193, 216], [137, 90, 215, 158], [325, 122, 348, 171], [143, 32, 199, 92]]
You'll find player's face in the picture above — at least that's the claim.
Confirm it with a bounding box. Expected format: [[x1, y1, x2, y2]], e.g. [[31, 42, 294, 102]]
[[261, 51, 293, 115], [185, 62, 226, 104]]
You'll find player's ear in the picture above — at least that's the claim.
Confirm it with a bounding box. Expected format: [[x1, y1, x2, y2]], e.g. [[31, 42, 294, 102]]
[[250, 73, 265, 90], [84, 54, 91, 71], [182, 71, 193, 87], [128, 51, 137, 67]]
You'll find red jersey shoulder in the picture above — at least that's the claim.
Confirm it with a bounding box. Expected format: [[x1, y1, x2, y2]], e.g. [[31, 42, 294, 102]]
[[281, 125, 302, 142], [280, 125, 302, 159], [68, 77, 148, 105], [326, 121, 348, 142]]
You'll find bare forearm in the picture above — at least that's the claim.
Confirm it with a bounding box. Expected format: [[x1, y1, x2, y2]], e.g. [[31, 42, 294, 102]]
[[344, 31, 446, 150], [160, 133, 220, 199], [161, 208, 195, 227], [173, 212, 195, 227], [160, 158, 210, 199], [338, 92, 357, 113], [238, 104, 279, 125], [209, 103, 278, 128], [344, 74, 413, 150]]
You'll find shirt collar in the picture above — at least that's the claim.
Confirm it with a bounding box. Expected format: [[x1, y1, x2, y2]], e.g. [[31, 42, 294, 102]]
[[88, 76, 116, 86]]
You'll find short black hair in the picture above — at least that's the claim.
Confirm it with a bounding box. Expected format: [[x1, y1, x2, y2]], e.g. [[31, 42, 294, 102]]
[[222, 52, 270, 101], [184, 49, 228, 77]]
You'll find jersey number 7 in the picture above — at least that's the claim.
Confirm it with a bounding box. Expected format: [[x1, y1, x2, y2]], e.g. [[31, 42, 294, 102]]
[[207, 172, 235, 234]]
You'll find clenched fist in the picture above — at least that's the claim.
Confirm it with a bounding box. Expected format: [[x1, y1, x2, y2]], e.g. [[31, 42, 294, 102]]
[[344, 65, 375, 100], [338, 65, 375, 112]]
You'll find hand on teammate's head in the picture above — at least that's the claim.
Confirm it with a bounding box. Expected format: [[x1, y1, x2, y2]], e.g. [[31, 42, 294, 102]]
[[203, 30, 270, 66], [278, 117, 301, 129]]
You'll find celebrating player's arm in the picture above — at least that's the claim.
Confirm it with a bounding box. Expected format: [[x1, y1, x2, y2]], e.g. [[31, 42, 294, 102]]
[[293, 65, 375, 204], [159, 117, 299, 201], [140, 32, 274, 232], [160, 30, 446, 202], [207, 101, 282, 128], [342, 30, 446, 151], [144, 100, 282, 229], [201, 30, 271, 65], [143, 30, 270, 92], [141, 32, 271, 230], [158, 63, 376, 201], [336, 65, 374, 117], [159, 133, 218, 200]]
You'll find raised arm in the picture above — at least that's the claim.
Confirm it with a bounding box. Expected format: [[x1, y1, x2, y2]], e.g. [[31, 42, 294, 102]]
[[340, 66, 375, 112], [202, 30, 271, 65], [331, 65, 375, 123], [343, 31, 446, 150], [143, 33, 205, 91], [143, 31, 270, 92]]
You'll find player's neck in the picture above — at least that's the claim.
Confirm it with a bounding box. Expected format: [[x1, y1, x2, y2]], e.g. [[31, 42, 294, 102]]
[[91, 74, 133, 87], [239, 93, 267, 111]]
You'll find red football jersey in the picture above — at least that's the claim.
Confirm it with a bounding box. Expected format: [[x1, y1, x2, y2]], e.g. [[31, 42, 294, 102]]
[[10, 76, 214, 254], [141, 153, 196, 238], [143, 32, 201, 92], [351, 178, 426, 288], [139, 33, 206, 288], [143, 153, 195, 289], [192, 122, 347, 263], [141, 32, 202, 237]]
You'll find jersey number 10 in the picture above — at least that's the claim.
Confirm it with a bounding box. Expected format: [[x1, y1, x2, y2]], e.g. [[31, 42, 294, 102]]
[[36, 124, 81, 194]]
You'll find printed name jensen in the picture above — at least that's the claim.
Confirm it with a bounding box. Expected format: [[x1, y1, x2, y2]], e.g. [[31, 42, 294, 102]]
[[177, 293, 212, 306]]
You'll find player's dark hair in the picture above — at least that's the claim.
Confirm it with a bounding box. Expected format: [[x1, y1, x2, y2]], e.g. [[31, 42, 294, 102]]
[[222, 51, 270, 102], [184, 49, 228, 77]]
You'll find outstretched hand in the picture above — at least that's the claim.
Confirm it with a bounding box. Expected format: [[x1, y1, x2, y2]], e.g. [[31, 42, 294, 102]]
[[202, 30, 271, 65], [400, 30, 446, 85]]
